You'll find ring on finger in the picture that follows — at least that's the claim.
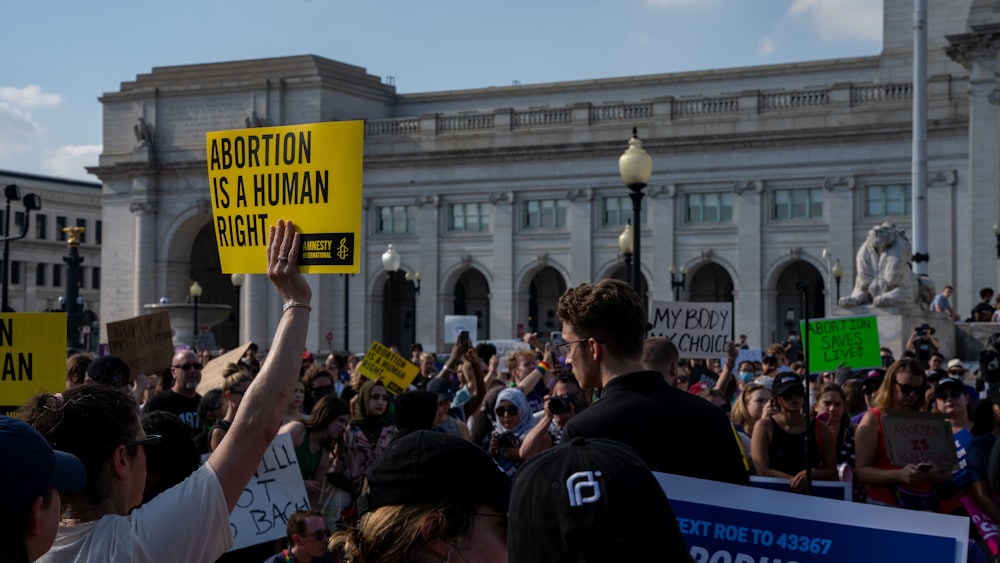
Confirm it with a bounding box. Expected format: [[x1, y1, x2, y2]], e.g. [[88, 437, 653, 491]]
[[278, 256, 289, 262]]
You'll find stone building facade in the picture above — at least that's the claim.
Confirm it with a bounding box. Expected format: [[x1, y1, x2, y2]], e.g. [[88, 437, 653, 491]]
[[90, 0, 998, 357], [0, 170, 103, 351]]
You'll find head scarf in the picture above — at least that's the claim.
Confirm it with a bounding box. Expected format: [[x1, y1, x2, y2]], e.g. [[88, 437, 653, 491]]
[[493, 387, 533, 438], [351, 379, 388, 427]]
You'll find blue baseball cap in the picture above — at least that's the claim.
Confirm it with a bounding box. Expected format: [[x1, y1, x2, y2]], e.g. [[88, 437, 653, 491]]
[[0, 416, 86, 516]]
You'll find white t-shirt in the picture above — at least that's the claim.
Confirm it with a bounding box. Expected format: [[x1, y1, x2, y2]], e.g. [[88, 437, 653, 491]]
[[39, 463, 231, 562]]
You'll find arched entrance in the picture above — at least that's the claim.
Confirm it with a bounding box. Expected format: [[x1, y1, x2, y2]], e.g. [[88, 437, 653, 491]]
[[527, 266, 567, 335], [687, 263, 735, 303], [190, 223, 239, 351], [453, 269, 491, 340], [774, 260, 825, 343]]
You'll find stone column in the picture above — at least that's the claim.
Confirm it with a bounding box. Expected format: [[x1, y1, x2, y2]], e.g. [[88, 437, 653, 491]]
[[130, 201, 158, 317]]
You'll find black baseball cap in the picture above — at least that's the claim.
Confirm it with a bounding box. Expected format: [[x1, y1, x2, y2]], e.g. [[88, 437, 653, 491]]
[[426, 377, 455, 403], [357, 430, 510, 515], [771, 374, 804, 397], [508, 437, 690, 562]]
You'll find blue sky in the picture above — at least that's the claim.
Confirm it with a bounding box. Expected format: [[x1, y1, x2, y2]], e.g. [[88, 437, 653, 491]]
[[0, 0, 882, 182]]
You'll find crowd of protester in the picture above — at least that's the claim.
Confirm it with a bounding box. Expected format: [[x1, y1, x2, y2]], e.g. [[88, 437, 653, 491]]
[[5, 224, 999, 562]]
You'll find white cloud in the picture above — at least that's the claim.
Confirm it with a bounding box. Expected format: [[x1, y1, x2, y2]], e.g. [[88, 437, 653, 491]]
[[786, 0, 882, 42], [0, 102, 44, 156], [0, 85, 62, 108], [42, 144, 102, 181], [758, 36, 777, 55]]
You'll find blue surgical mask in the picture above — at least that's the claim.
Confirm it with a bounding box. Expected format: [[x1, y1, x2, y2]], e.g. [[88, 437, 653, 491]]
[[738, 371, 755, 383]]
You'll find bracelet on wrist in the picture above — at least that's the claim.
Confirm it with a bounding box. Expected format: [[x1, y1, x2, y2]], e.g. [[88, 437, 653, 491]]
[[536, 361, 550, 374], [283, 300, 312, 313]]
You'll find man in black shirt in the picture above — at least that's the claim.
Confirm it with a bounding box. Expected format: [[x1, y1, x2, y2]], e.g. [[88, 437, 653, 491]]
[[559, 279, 749, 485], [144, 349, 203, 431]]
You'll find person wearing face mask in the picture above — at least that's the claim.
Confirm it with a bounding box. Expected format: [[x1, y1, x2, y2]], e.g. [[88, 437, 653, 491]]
[[783, 330, 803, 363], [736, 361, 757, 389]]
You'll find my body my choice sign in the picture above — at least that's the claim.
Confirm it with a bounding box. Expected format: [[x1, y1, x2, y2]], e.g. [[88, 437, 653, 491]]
[[802, 315, 881, 373], [206, 121, 363, 274], [649, 301, 732, 358]]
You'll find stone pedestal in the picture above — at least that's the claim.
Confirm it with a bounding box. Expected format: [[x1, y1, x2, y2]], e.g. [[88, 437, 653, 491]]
[[955, 322, 1000, 361], [830, 304, 955, 360]]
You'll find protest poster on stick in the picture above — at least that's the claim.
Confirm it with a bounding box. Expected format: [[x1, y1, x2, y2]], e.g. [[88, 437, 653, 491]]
[[356, 341, 420, 395], [657, 472, 968, 563], [648, 301, 733, 359], [882, 410, 958, 472], [206, 121, 364, 275], [0, 313, 67, 413], [106, 310, 175, 379], [802, 315, 881, 373], [228, 432, 309, 551]]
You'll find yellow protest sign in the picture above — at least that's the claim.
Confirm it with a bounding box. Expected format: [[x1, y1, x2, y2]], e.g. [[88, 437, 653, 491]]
[[356, 341, 419, 395], [0, 313, 68, 411], [206, 121, 364, 274]]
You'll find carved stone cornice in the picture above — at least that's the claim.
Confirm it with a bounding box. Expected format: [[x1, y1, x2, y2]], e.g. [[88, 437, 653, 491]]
[[648, 184, 675, 198], [946, 23, 1000, 69], [488, 191, 513, 205], [823, 176, 856, 191], [129, 201, 158, 215], [733, 180, 763, 195], [415, 194, 440, 207], [566, 188, 593, 202], [929, 169, 959, 187]]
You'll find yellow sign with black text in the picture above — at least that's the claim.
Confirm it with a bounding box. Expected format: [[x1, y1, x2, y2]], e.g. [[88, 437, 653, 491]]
[[0, 313, 68, 413], [356, 341, 420, 395], [206, 121, 363, 274]]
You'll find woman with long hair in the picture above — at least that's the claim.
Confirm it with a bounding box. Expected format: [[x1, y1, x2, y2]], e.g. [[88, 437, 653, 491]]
[[280, 395, 350, 516], [752, 374, 837, 492], [209, 367, 253, 452], [813, 382, 863, 501], [856, 358, 949, 508]]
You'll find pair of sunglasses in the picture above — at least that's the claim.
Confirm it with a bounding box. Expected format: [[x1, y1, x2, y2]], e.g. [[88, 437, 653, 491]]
[[495, 406, 519, 417]]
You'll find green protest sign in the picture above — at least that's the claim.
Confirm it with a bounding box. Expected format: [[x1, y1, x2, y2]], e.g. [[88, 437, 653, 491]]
[[802, 315, 881, 373]]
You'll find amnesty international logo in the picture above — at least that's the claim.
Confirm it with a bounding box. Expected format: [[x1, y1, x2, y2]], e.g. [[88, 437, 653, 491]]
[[299, 233, 354, 266]]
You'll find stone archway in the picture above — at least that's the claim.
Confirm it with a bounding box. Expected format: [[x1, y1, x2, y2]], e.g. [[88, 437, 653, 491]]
[[527, 266, 567, 336], [453, 269, 491, 340], [774, 260, 825, 343], [688, 263, 734, 303]]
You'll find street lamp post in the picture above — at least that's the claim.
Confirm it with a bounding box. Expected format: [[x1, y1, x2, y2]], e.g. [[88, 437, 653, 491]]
[[670, 265, 687, 301], [405, 271, 421, 348], [2, 184, 41, 312], [63, 227, 85, 349], [190, 281, 203, 345], [831, 259, 844, 303], [382, 244, 401, 347], [230, 273, 244, 343], [618, 128, 653, 296], [618, 222, 634, 287]]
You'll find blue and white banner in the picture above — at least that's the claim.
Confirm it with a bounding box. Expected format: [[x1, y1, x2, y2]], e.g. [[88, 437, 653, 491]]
[[656, 472, 968, 563]]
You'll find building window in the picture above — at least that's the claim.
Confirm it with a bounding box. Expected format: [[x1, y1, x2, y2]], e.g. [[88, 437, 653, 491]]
[[685, 192, 733, 223], [92, 267, 101, 290], [448, 203, 490, 232], [52, 264, 62, 288], [376, 205, 415, 234], [95, 220, 102, 245], [524, 199, 567, 229], [10, 261, 21, 285], [866, 184, 911, 217], [35, 264, 45, 286], [56, 216, 67, 241], [773, 188, 823, 220], [14, 212, 24, 234], [601, 196, 647, 227], [35, 214, 47, 239], [76, 218, 87, 243]]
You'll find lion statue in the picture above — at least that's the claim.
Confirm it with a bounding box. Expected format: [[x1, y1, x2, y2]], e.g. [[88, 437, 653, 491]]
[[838, 222, 935, 308]]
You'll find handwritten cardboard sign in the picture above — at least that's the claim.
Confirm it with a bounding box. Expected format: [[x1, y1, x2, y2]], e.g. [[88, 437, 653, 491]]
[[802, 315, 881, 373], [0, 313, 68, 412], [882, 410, 958, 472], [356, 341, 419, 394], [649, 301, 733, 358], [483, 339, 532, 373], [206, 121, 364, 274], [228, 432, 310, 551], [106, 310, 174, 378]]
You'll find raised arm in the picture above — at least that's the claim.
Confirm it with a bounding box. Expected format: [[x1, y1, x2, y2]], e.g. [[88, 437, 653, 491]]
[[208, 220, 312, 512]]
